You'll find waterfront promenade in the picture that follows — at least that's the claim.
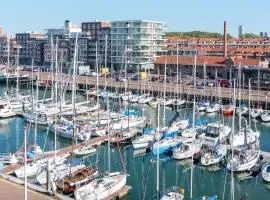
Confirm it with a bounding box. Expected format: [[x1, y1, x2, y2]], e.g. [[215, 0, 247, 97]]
[[20, 71, 270, 106], [0, 178, 52, 200]]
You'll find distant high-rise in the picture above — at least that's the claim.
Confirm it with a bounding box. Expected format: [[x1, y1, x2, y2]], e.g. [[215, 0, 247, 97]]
[[238, 25, 244, 38], [264, 32, 268, 38], [260, 32, 264, 37]]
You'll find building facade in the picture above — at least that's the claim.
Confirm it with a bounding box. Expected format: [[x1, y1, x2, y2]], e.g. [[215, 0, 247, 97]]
[[110, 20, 166, 70], [15, 32, 45, 65], [80, 21, 111, 68]]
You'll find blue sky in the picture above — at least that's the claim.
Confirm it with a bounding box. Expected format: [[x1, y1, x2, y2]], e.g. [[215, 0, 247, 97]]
[[0, 0, 269, 36]]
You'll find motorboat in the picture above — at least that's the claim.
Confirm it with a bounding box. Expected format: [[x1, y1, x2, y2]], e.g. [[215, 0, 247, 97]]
[[74, 172, 127, 200], [262, 162, 270, 182], [201, 122, 231, 143], [227, 149, 260, 172]]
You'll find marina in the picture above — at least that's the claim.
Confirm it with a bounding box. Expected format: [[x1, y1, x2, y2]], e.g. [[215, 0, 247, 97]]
[[1, 3, 270, 199]]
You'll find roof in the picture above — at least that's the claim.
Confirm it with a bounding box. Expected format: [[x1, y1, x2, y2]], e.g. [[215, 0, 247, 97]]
[[154, 56, 226, 66], [154, 55, 260, 67]]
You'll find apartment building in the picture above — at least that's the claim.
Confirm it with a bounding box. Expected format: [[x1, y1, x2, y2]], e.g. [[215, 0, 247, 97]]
[[110, 20, 166, 70], [15, 32, 45, 65]]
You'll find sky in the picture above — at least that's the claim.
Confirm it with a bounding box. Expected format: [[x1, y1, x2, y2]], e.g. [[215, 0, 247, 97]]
[[0, 0, 269, 36]]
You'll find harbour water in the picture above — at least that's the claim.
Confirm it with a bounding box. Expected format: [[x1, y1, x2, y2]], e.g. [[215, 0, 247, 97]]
[[0, 85, 270, 199]]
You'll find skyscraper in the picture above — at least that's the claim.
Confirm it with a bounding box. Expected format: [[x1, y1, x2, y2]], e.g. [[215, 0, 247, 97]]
[[238, 25, 243, 38]]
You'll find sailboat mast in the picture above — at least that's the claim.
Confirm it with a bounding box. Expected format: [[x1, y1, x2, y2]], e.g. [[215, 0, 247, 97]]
[[6, 35, 10, 93], [72, 33, 78, 140], [248, 79, 251, 126], [230, 79, 236, 200], [163, 59, 167, 126], [104, 35, 108, 93], [16, 47, 20, 96], [55, 37, 59, 105], [50, 35, 54, 101], [156, 101, 160, 200], [24, 127, 28, 200], [191, 55, 197, 199], [238, 63, 242, 128], [176, 46, 179, 101], [95, 41, 99, 106], [34, 65, 39, 146]]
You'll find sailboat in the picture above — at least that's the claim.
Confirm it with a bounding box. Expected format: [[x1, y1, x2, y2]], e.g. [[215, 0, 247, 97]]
[[74, 172, 127, 200], [227, 80, 260, 172], [132, 131, 161, 149], [227, 149, 260, 172], [206, 70, 221, 114], [261, 162, 270, 182], [57, 167, 98, 194], [201, 145, 227, 166], [173, 138, 202, 160], [73, 146, 97, 156]]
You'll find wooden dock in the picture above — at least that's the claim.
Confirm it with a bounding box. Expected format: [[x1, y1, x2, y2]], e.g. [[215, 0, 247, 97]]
[[19, 71, 270, 108], [0, 134, 114, 175]]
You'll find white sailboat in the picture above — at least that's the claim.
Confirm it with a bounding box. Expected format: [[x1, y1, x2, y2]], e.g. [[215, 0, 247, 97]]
[[173, 139, 202, 160], [227, 149, 260, 172], [262, 162, 270, 182], [73, 146, 97, 156], [201, 145, 227, 166], [74, 172, 127, 200]]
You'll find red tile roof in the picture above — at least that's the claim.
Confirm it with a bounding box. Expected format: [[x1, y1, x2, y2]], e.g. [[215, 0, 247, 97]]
[[154, 56, 260, 67]]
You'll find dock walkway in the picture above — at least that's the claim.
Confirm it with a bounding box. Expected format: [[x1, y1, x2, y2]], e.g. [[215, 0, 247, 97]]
[[20, 71, 270, 106], [0, 134, 113, 174]]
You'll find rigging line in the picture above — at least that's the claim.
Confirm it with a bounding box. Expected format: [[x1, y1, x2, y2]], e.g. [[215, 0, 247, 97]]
[[142, 160, 152, 200], [222, 167, 228, 200]]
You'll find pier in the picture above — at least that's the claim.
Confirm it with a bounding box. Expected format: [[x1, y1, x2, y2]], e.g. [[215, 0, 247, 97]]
[[0, 134, 114, 175], [20, 71, 270, 108]]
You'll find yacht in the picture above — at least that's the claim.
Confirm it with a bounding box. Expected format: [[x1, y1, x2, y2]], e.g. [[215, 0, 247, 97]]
[[201, 145, 227, 166], [200, 122, 231, 143], [74, 173, 127, 200], [262, 162, 270, 182], [173, 139, 202, 160], [261, 111, 270, 122], [227, 149, 260, 172]]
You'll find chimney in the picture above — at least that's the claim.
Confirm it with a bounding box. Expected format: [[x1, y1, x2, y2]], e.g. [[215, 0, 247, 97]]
[[223, 21, 228, 58]]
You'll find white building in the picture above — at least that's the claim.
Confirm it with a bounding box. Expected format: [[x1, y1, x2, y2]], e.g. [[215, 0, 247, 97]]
[[110, 20, 166, 70]]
